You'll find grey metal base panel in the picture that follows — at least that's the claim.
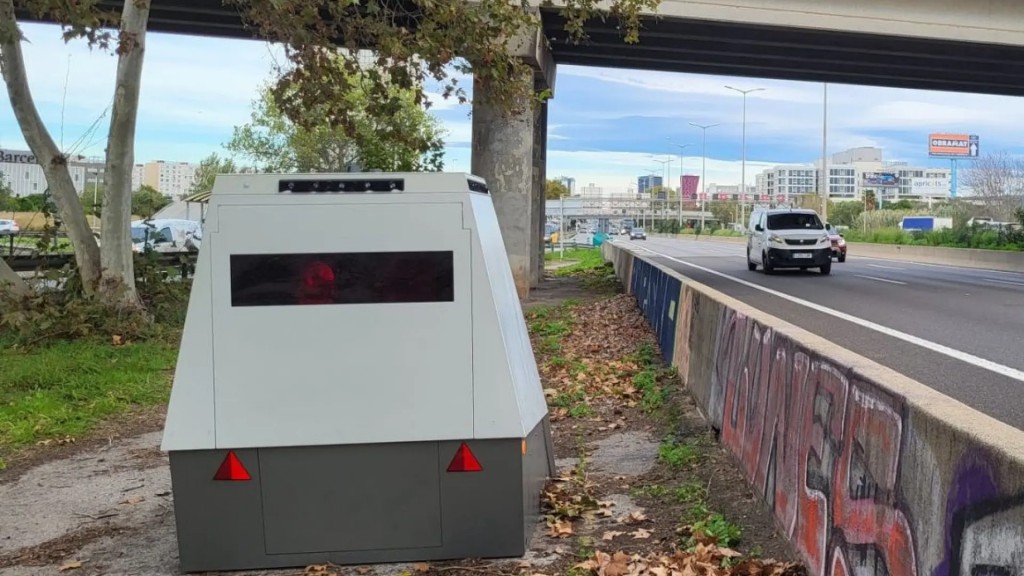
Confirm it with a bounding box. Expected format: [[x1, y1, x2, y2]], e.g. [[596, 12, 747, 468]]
[[167, 420, 550, 573]]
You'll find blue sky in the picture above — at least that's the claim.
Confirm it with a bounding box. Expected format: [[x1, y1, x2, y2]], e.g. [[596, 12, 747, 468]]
[[3, 22, 1024, 195]]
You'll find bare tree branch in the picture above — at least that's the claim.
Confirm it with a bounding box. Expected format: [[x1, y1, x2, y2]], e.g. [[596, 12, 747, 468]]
[[961, 151, 1024, 221]]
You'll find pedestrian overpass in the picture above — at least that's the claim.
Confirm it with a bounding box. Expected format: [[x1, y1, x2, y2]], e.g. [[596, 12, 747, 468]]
[[16, 0, 1024, 296]]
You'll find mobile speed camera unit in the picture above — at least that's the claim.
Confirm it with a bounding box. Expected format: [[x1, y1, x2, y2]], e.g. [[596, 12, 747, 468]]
[[161, 172, 555, 573]]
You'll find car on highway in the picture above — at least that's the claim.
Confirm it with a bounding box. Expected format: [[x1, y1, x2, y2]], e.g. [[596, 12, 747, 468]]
[[0, 219, 20, 236], [629, 227, 647, 240], [746, 207, 832, 275], [825, 223, 847, 262]]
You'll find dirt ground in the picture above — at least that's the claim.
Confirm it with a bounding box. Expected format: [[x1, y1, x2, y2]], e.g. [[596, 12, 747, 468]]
[[0, 266, 804, 576]]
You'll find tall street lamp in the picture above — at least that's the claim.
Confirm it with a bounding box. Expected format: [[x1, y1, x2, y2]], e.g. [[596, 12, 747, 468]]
[[689, 122, 720, 229], [669, 141, 693, 227], [652, 158, 670, 226], [725, 85, 765, 227]]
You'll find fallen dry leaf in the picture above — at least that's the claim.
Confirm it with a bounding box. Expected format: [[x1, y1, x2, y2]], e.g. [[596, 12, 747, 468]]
[[412, 562, 430, 573], [112, 334, 125, 346], [631, 528, 652, 539], [121, 495, 145, 505], [619, 511, 648, 525], [304, 565, 331, 574], [547, 519, 574, 538], [719, 548, 743, 558], [58, 560, 83, 572], [602, 530, 624, 541]]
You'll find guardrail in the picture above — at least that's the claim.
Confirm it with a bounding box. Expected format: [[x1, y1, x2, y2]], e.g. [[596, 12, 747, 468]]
[[602, 238, 1024, 576], [4, 252, 198, 273]]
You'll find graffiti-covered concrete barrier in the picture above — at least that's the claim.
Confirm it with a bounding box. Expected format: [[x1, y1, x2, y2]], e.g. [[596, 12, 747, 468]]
[[601, 239, 1024, 576]]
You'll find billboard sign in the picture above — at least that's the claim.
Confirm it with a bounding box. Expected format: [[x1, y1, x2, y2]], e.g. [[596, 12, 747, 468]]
[[863, 172, 899, 187], [910, 177, 950, 196], [681, 175, 699, 199], [929, 133, 980, 158], [0, 149, 37, 164]]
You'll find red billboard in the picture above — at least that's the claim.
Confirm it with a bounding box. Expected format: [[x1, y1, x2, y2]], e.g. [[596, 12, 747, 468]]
[[680, 175, 700, 199]]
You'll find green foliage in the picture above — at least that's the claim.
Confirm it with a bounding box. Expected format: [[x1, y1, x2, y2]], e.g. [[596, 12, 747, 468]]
[[0, 192, 47, 212], [187, 152, 239, 199], [0, 251, 191, 347], [224, 0, 660, 139], [226, 64, 446, 173], [546, 179, 570, 199], [658, 436, 699, 468], [708, 201, 737, 227], [690, 512, 743, 548], [131, 185, 172, 219]]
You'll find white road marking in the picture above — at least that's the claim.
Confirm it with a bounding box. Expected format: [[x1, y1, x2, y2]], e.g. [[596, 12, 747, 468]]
[[852, 253, 1024, 278], [984, 278, 1024, 287], [856, 275, 907, 286], [867, 263, 906, 271], [636, 244, 1024, 385]]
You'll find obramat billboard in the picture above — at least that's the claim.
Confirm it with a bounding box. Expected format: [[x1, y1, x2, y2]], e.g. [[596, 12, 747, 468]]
[[929, 133, 980, 158]]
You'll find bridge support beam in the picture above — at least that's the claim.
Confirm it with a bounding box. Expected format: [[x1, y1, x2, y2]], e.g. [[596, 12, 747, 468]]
[[472, 18, 556, 300]]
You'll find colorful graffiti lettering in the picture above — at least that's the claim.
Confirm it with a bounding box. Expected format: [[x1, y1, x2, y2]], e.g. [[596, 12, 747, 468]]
[[935, 455, 1024, 576], [710, 308, 917, 576]]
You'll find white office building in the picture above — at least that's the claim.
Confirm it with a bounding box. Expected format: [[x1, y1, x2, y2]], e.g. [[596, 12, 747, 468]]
[[0, 148, 99, 198], [754, 147, 951, 204]]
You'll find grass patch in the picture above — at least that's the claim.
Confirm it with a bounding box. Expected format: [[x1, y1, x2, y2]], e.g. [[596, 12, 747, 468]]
[[546, 247, 619, 292], [0, 337, 179, 468], [658, 436, 701, 468]]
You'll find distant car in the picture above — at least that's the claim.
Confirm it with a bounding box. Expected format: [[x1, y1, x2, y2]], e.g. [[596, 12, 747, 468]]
[[629, 227, 647, 240], [0, 219, 20, 236], [826, 224, 847, 262]]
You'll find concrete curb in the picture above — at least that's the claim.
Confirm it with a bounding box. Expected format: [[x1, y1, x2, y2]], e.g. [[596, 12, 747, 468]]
[[602, 239, 1024, 576]]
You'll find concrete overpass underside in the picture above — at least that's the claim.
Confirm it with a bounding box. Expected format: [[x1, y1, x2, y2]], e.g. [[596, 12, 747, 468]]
[[16, 0, 1024, 297]]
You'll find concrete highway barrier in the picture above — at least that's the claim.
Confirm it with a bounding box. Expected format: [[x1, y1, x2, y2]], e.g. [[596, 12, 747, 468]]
[[652, 233, 1024, 273], [602, 239, 1024, 576]]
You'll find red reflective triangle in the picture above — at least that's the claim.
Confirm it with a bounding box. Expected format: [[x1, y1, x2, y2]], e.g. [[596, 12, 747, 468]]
[[447, 442, 483, 472], [213, 451, 251, 481]]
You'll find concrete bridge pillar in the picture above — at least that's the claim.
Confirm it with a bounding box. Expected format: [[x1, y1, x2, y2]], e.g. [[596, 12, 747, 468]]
[[471, 19, 556, 300], [531, 80, 548, 288]]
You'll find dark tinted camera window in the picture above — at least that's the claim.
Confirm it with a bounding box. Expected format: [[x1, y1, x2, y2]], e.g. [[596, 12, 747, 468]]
[[230, 251, 454, 307]]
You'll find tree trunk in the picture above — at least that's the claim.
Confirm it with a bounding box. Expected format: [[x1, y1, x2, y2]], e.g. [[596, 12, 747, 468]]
[[0, 0, 102, 295], [99, 0, 151, 307], [0, 256, 29, 297]]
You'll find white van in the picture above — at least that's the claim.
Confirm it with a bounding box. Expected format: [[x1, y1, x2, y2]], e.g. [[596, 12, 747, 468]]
[[746, 207, 832, 275], [131, 218, 202, 254]]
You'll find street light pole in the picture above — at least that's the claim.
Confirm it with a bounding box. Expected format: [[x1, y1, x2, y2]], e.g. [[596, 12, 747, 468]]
[[689, 122, 720, 229], [725, 85, 765, 227], [821, 82, 829, 221], [669, 141, 693, 228]]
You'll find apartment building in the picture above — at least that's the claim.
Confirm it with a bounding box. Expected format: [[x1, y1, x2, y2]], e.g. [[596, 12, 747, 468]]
[[754, 147, 951, 203]]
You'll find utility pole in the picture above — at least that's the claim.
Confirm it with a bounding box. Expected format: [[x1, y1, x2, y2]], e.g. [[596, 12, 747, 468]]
[[690, 122, 720, 229], [821, 83, 829, 221], [725, 85, 765, 227]]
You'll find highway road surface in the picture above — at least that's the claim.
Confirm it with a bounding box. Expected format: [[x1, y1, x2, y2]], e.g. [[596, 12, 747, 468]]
[[613, 235, 1024, 430]]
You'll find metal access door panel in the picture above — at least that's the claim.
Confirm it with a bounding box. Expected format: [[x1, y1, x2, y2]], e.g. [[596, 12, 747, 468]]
[[259, 443, 443, 555]]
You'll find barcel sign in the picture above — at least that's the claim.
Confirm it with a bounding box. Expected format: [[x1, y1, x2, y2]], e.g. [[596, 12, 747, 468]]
[[0, 150, 37, 164]]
